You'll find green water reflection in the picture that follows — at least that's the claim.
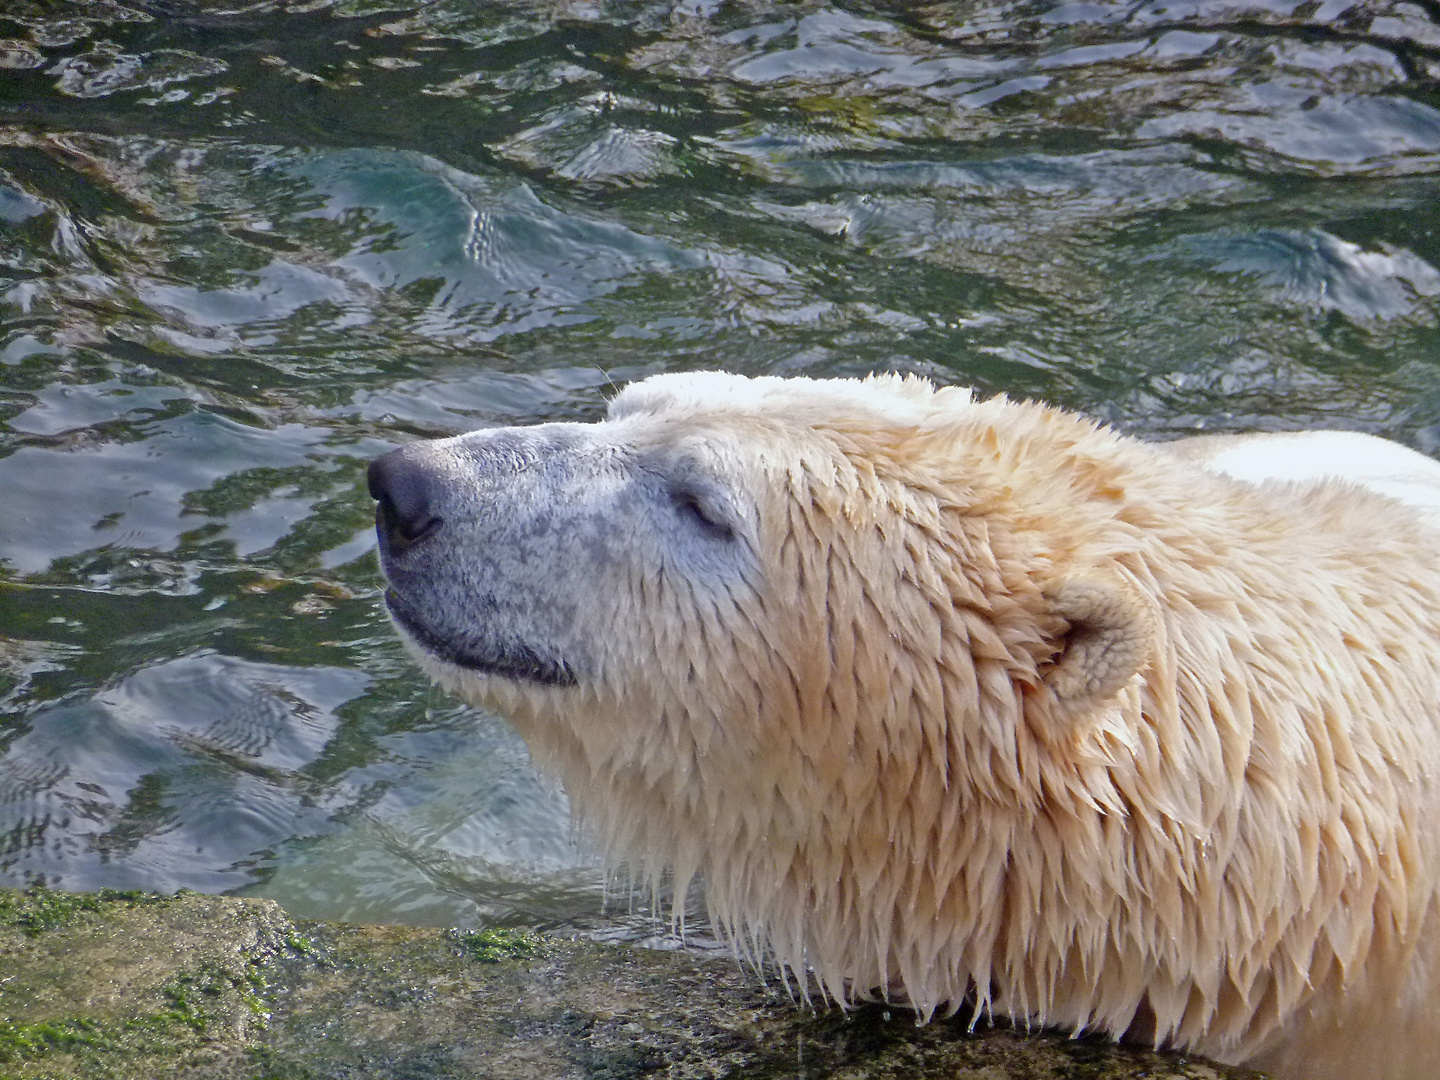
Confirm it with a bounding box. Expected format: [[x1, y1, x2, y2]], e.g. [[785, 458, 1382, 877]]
[[1, 0, 1438, 929]]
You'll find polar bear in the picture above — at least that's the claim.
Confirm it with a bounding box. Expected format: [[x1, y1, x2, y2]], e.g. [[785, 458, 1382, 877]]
[[368, 372, 1440, 1080]]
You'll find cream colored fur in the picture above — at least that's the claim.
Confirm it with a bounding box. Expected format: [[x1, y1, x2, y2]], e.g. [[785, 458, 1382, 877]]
[[401, 374, 1440, 1080]]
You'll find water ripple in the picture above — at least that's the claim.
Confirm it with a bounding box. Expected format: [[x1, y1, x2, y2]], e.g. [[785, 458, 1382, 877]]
[[50, 45, 227, 99], [0, 653, 365, 892], [1140, 91, 1440, 176], [1173, 229, 1440, 323]]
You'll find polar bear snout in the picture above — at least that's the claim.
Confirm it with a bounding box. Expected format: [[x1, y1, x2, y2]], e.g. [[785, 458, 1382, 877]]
[[369, 446, 446, 557], [367, 428, 627, 688]]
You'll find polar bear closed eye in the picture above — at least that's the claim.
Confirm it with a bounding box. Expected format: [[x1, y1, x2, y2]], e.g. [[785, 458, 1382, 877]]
[[370, 371, 1440, 1080]]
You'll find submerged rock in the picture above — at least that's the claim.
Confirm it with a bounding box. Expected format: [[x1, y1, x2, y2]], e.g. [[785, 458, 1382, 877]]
[[0, 886, 1264, 1079]]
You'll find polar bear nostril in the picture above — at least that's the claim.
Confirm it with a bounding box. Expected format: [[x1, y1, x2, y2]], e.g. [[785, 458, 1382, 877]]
[[368, 448, 444, 554]]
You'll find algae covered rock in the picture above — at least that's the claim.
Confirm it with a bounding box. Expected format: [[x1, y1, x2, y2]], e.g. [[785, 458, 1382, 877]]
[[0, 887, 290, 1077], [0, 887, 1265, 1079]]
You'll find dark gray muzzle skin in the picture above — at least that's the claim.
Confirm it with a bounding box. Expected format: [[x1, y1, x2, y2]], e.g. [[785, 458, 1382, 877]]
[[369, 418, 759, 690], [367, 426, 613, 688]]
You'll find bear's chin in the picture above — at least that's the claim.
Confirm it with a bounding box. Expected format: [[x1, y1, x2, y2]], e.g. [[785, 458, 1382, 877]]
[[383, 588, 577, 687]]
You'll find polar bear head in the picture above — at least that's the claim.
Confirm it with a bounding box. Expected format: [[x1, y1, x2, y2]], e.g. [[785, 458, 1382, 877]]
[[369, 371, 1162, 1014]]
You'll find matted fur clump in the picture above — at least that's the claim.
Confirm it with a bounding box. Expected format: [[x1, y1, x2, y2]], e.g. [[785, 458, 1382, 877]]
[[369, 371, 1440, 1080]]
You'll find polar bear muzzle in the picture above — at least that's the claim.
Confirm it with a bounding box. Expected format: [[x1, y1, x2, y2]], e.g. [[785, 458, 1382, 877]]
[[368, 420, 759, 692], [367, 432, 602, 687]]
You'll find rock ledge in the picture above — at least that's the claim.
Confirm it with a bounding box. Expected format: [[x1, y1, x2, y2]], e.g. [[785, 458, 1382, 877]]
[[0, 887, 1266, 1079]]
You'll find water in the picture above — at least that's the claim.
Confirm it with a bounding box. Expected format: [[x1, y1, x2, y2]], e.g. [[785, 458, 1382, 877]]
[[1, 0, 1438, 929]]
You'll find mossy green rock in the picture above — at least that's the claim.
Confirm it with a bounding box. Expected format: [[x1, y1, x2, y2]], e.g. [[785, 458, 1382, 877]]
[[0, 887, 1265, 1079]]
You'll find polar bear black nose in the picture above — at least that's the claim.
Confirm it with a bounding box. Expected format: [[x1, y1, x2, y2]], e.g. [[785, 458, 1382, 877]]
[[368, 447, 444, 555]]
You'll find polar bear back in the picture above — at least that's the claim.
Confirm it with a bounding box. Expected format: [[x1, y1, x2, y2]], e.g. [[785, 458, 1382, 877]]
[[1171, 430, 1440, 526]]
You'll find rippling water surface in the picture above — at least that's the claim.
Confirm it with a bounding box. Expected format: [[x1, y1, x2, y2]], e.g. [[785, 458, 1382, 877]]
[[2, 0, 1439, 929]]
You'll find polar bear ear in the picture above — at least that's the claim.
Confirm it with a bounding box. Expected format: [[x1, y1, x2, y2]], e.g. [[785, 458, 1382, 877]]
[[1037, 578, 1155, 722]]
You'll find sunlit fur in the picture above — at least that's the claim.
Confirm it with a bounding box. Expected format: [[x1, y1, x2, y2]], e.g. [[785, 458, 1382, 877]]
[[405, 373, 1440, 1080]]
